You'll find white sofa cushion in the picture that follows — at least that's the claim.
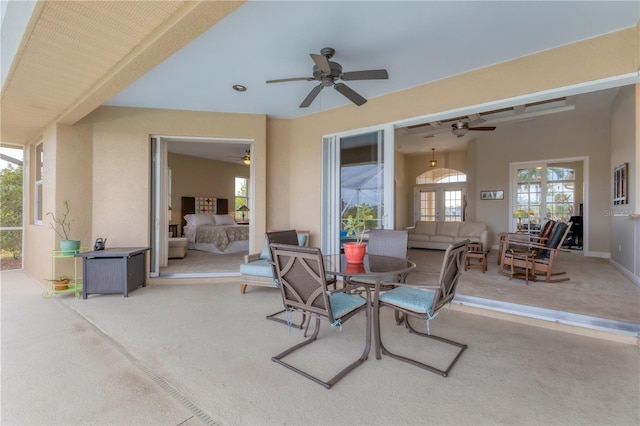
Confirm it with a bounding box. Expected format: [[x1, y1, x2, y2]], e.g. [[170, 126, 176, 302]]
[[459, 222, 487, 237], [436, 222, 460, 237], [414, 221, 437, 234]]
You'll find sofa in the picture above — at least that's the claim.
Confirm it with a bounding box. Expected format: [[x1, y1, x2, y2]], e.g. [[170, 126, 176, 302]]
[[407, 221, 488, 251]]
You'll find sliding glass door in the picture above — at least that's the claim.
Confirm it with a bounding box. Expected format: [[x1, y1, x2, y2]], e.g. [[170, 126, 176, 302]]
[[322, 125, 394, 254]]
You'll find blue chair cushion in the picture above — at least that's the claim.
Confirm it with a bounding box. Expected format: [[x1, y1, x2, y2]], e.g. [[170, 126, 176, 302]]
[[239, 259, 275, 281], [329, 292, 366, 319], [259, 233, 307, 261], [259, 235, 271, 260], [379, 286, 436, 314]]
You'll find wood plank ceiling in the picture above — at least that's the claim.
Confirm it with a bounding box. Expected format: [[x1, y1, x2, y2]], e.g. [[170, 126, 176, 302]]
[[1, 0, 244, 144]]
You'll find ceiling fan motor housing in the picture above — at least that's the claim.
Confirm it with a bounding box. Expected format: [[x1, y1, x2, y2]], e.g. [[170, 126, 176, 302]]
[[313, 61, 343, 85]]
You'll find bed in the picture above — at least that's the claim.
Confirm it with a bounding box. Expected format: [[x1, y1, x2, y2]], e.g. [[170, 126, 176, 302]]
[[181, 196, 249, 254]]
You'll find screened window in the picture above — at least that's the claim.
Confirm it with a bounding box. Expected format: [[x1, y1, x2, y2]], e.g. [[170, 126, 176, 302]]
[[34, 142, 43, 224]]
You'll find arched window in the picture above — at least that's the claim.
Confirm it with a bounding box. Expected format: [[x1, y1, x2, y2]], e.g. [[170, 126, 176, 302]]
[[416, 168, 467, 184]]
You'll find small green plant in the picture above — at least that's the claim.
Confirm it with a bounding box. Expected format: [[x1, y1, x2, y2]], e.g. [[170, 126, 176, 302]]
[[343, 203, 373, 244], [47, 200, 73, 240]]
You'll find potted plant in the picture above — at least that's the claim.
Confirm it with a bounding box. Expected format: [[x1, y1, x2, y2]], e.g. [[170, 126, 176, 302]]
[[48, 200, 81, 254], [342, 203, 373, 263], [47, 275, 71, 291]]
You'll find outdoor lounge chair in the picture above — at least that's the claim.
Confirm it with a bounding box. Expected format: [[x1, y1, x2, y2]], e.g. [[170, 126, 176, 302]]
[[374, 240, 469, 377]]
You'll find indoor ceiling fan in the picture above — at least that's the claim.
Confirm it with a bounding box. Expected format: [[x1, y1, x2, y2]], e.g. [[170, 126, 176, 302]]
[[450, 120, 496, 138], [266, 47, 389, 108], [407, 115, 496, 138], [229, 149, 251, 165]]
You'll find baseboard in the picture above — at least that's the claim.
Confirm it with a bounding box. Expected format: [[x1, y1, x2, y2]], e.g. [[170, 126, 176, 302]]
[[586, 251, 610, 258], [609, 259, 640, 287], [452, 294, 639, 345]]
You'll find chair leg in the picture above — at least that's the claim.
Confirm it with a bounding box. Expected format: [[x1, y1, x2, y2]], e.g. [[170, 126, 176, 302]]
[[272, 313, 369, 389], [266, 309, 306, 329], [240, 284, 248, 294], [378, 313, 467, 377]]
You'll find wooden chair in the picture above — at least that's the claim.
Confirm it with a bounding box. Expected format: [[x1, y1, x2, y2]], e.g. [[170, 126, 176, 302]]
[[464, 242, 487, 272], [502, 222, 573, 283], [270, 244, 369, 389], [374, 240, 469, 377]]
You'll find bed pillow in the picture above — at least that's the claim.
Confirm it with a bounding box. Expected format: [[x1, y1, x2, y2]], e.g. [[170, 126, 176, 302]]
[[213, 214, 237, 225], [183, 214, 215, 226]]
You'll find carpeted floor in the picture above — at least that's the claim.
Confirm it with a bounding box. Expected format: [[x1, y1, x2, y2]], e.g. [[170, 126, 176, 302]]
[[160, 248, 640, 324], [2, 270, 639, 425]]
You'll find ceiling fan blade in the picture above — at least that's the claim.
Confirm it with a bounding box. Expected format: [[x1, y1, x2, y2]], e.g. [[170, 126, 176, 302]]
[[468, 126, 497, 131], [299, 84, 323, 108], [310, 53, 331, 74], [334, 83, 367, 106], [341, 69, 389, 81], [266, 77, 314, 84]]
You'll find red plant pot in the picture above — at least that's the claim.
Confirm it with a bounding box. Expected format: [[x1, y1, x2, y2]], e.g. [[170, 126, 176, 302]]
[[343, 242, 366, 264]]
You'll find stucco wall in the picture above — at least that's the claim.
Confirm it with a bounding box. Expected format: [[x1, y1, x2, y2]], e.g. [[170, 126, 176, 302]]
[[87, 107, 266, 251], [269, 26, 639, 245], [22, 25, 639, 281]]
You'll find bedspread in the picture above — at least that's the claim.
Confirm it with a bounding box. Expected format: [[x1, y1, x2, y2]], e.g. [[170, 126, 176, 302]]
[[194, 225, 249, 252]]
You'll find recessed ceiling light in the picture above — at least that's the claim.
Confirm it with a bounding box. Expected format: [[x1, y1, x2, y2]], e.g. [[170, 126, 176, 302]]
[[232, 84, 247, 92]]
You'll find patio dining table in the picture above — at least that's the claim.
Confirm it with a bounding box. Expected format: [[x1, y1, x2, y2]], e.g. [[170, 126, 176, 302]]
[[323, 254, 416, 358]]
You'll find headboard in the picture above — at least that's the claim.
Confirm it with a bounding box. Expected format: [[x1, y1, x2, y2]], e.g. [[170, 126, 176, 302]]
[[181, 196, 229, 228]]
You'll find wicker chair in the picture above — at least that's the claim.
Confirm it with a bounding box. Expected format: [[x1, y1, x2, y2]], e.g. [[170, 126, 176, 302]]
[[374, 240, 469, 377], [270, 243, 369, 389]]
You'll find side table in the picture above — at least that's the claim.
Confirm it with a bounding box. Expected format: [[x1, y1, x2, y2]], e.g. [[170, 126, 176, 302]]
[[75, 247, 149, 299]]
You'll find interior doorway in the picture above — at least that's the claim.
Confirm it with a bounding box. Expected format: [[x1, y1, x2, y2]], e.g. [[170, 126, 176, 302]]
[[150, 136, 253, 278]]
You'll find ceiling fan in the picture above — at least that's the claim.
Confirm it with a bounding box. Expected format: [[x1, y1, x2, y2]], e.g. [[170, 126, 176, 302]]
[[450, 120, 496, 138], [408, 115, 496, 138], [266, 47, 389, 108], [229, 149, 251, 165]]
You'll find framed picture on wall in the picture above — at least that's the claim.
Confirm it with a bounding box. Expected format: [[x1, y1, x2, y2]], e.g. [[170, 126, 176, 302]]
[[613, 163, 628, 205], [480, 190, 504, 200]]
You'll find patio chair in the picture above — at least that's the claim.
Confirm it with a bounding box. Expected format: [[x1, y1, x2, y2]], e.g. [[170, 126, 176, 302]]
[[348, 229, 410, 286], [374, 240, 469, 377], [270, 243, 370, 389], [346, 229, 410, 325], [502, 222, 573, 283]]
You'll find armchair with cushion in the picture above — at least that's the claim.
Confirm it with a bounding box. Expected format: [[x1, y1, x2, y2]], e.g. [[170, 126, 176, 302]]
[[239, 230, 309, 294]]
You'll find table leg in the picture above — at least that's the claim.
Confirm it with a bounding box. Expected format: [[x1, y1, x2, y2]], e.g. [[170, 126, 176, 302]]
[[373, 279, 383, 360]]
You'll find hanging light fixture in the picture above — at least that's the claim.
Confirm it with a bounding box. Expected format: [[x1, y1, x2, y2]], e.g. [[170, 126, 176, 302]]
[[429, 148, 438, 167]]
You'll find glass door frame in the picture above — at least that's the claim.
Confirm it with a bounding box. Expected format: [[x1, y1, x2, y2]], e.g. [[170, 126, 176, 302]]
[[321, 124, 395, 255]]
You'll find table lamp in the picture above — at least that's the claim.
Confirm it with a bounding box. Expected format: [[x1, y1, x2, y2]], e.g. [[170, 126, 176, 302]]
[[513, 209, 529, 233], [237, 205, 249, 223]]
